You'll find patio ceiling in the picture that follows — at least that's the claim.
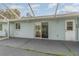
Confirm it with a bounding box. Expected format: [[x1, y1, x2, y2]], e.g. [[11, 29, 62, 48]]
[[0, 3, 79, 20]]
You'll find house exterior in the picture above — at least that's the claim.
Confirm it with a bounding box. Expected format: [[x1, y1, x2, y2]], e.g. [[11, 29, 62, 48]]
[[0, 13, 79, 41]]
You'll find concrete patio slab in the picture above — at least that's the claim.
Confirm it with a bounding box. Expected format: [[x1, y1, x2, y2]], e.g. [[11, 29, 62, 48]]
[[0, 38, 32, 47], [0, 45, 50, 56], [0, 38, 79, 56], [21, 39, 72, 55], [62, 41, 79, 55]]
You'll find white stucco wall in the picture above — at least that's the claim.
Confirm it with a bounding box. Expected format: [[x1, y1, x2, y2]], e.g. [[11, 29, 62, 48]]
[[48, 19, 65, 40], [10, 19, 65, 40], [0, 17, 77, 41], [9, 17, 76, 41], [12, 22, 35, 38]]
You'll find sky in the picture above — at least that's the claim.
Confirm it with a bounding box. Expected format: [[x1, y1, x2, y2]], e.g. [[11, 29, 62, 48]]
[[0, 3, 79, 17]]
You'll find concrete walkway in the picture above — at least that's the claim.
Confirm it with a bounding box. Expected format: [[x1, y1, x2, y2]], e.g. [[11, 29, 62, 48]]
[[0, 38, 79, 56]]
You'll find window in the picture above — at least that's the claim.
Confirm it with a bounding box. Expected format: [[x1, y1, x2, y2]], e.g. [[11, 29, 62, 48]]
[[0, 24, 2, 31], [67, 22, 73, 30], [16, 23, 20, 29], [35, 22, 48, 38]]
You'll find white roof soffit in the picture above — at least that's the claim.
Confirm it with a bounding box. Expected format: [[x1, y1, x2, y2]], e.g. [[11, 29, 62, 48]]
[[8, 13, 79, 22]]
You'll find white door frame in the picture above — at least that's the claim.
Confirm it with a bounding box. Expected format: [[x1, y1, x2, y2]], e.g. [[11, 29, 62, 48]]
[[35, 21, 48, 39], [65, 19, 76, 41]]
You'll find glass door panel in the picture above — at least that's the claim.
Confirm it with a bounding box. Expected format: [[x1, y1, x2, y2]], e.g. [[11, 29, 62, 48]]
[[42, 22, 48, 38]]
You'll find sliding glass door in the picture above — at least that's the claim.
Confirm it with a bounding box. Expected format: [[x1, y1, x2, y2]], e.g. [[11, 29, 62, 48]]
[[35, 22, 48, 38]]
